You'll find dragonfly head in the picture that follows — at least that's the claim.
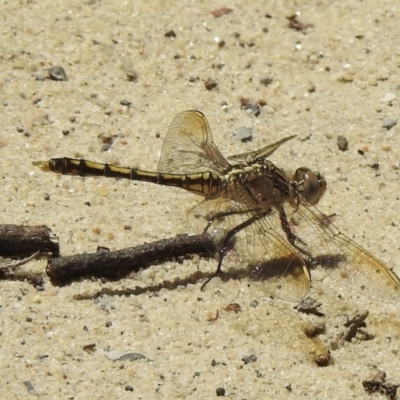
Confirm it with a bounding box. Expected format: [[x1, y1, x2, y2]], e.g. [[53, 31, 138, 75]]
[[293, 167, 327, 205]]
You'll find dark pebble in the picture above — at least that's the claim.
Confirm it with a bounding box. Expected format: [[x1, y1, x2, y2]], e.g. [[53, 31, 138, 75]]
[[120, 99, 132, 106], [259, 74, 273, 86], [125, 385, 134, 392], [165, 30, 176, 38], [242, 354, 257, 364], [205, 78, 218, 91], [24, 381, 35, 392], [370, 162, 380, 170], [48, 66, 68, 81], [337, 136, 349, 151], [216, 387, 226, 396]]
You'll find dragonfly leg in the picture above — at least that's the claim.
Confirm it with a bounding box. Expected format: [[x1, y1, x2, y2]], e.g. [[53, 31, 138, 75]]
[[201, 211, 267, 291], [279, 208, 312, 259]]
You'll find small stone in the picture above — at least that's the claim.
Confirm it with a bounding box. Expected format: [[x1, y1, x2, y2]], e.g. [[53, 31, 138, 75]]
[[259, 74, 273, 86], [116, 352, 146, 362], [125, 385, 134, 392], [370, 162, 380, 170], [382, 118, 397, 130], [204, 78, 218, 91], [24, 381, 35, 392], [242, 354, 257, 364], [212, 8, 232, 18], [101, 144, 112, 152], [48, 66, 68, 81], [380, 92, 396, 104], [216, 387, 226, 396], [165, 30, 176, 38], [120, 99, 132, 106], [234, 126, 253, 142], [122, 62, 139, 82], [337, 136, 349, 151]]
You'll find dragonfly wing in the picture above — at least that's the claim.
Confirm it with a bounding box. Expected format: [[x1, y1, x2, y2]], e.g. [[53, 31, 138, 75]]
[[223, 216, 311, 302], [282, 202, 400, 303], [158, 110, 230, 174], [227, 135, 296, 165], [188, 194, 310, 302]]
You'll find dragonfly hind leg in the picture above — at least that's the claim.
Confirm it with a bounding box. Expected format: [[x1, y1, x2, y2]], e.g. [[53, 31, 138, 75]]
[[201, 211, 268, 291]]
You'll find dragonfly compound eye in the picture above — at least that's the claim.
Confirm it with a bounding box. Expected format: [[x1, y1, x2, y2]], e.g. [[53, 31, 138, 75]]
[[294, 167, 327, 205]]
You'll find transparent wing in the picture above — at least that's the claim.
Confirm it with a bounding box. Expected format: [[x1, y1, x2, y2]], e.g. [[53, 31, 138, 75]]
[[231, 216, 311, 302], [227, 135, 296, 165], [187, 186, 311, 302], [280, 201, 400, 303], [158, 110, 230, 174]]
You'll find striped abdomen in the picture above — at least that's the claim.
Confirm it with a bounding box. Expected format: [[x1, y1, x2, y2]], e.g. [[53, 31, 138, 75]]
[[33, 157, 222, 198]]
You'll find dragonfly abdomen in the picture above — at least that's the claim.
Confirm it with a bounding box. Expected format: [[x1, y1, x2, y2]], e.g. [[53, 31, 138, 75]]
[[33, 157, 222, 198]]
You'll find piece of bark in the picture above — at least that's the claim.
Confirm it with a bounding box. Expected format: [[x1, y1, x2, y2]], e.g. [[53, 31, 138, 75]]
[[0, 225, 59, 257], [46, 233, 217, 282]]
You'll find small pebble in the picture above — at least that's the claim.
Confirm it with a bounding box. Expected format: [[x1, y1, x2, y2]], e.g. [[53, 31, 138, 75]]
[[125, 385, 134, 392], [243, 103, 260, 116], [120, 99, 132, 106], [242, 354, 257, 364], [380, 92, 396, 104], [259, 74, 273, 86], [216, 387, 226, 396], [165, 30, 176, 38], [234, 126, 253, 142], [382, 118, 397, 130], [122, 62, 139, 82], [116, 352, 146, 362], [101, 144, 112, 152], [24, 381, 35, 392], [212, 8, 232, 18], [205, 78, 218, 91], [48, 66, 68, 81], [370, 162, 380, 170], [337, 136, 349, 151]]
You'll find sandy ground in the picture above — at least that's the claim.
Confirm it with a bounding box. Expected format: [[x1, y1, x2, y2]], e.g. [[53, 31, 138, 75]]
[[1, 0, 400, 399]]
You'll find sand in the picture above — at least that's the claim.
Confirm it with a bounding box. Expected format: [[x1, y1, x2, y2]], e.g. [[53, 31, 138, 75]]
[[1, 0, 400, 399]]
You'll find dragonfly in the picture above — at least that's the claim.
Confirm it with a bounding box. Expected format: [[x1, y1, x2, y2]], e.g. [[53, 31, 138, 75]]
[[33, 110, 400, 303]]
